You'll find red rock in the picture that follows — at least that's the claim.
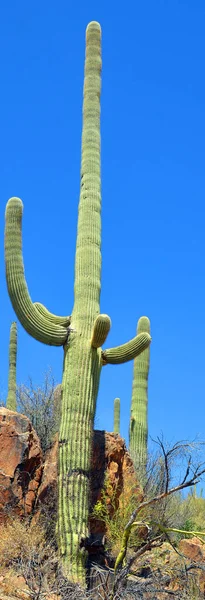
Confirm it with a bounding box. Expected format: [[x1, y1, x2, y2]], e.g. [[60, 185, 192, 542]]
[[90, 431, 142, 532], [179, 536, 205, 562], [37, 434, 58, 506], [0, 407, 43, 521], [179, 537, 205, 592], [0, 407, 142, 549]]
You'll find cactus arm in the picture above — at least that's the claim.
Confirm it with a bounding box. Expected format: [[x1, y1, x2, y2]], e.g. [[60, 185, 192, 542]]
[[6, 322, 17, 411], [114, 397, 120, 433], [5, 198, 68, 346], [90, 314, 111, 347], [129, 316, 151, 476], [34, 302, 71, 327], [102, 331, 151, 365]]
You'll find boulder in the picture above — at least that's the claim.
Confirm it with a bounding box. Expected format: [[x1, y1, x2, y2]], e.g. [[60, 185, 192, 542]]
[[0, 407, 43, 520], [179, 537, 205, 592], [179, 536, 205, 562]]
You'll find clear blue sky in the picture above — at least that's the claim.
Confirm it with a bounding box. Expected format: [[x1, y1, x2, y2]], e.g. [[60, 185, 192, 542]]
[[1, 1, 205, 451]]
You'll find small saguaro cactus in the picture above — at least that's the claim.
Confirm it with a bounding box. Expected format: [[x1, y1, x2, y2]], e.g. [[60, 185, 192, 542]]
[[114, 397, 120, 433], [129, 316, 151, 477], [53, 383, 62, 431], [4, 22, 151, 585], [6, 321, 17, 411]]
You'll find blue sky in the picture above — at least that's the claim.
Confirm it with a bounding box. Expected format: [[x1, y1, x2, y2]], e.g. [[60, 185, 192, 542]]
[[1, 1, 205, 452]]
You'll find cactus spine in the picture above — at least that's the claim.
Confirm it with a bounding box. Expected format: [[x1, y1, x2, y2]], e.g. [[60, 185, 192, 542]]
[[4, 23, 151, 585], [129, 316, 150, 476], [114, 397, 120, 433], [6, 321, 17, 411]]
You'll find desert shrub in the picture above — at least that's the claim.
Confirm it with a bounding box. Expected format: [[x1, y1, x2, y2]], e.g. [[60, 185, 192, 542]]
[[153, 487, 205, 540], [0, 516, 59, 598], [179, 488, 205, 533], [92, 473, 145, 557], [143, 441, 205, 542], [17, 370, 61, 453], [0, 517, 45, 569], [93, 440, 205, 560]]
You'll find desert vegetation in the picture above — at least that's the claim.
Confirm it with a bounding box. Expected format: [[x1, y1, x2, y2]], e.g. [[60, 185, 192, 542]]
[[1, 374, 205, 598]]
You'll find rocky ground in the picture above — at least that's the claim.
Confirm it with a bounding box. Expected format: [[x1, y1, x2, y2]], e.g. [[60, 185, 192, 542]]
[[0, 406, 204, 599]]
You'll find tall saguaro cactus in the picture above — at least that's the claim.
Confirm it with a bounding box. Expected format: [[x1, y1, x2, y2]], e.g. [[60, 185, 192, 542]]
[[114, 397, 120, 433], [4, 22, 151, 585], [6, 321, 17, 411], [129, 316, 151, 477]]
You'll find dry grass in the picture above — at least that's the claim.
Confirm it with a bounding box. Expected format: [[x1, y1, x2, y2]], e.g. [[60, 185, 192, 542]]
[[0, 516, 58, 599], [0, 517, 45, 569]]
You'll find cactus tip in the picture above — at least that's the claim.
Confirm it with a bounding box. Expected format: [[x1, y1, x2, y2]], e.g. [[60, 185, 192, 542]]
[[6, 197, 23, 217], [86, 21, 101, 34], [137, 316, 150, 334]]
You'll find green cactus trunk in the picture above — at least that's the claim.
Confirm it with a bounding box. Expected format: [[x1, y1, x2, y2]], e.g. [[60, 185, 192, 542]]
[[5, 22, 151, 586], [57, 24, 102, 582], [59, 343, 101, 581], [129, 317, 150, 477], [6, 321, 17, 411], [113, 398, 120, 433]]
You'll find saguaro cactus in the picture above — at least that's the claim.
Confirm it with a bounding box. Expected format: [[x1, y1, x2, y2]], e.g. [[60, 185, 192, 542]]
[[114, 397, 120, 433], [53, 383, 62, 432], [6, 321, 17, 411], [129, 316, 150, 477], [4, 22, 151, 585]]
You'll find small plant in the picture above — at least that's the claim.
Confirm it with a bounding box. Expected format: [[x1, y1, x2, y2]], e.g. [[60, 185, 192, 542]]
[[6, 321, 17, 411], [92, 474, 142, 557], [113, 397, 120, 434]]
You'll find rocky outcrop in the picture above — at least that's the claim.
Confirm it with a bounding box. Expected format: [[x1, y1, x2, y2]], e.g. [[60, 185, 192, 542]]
[[0, 408, 141, 545], [1, 411, 204, 598], [0, 408, 43, 520], [90, 430, 143, 534]]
